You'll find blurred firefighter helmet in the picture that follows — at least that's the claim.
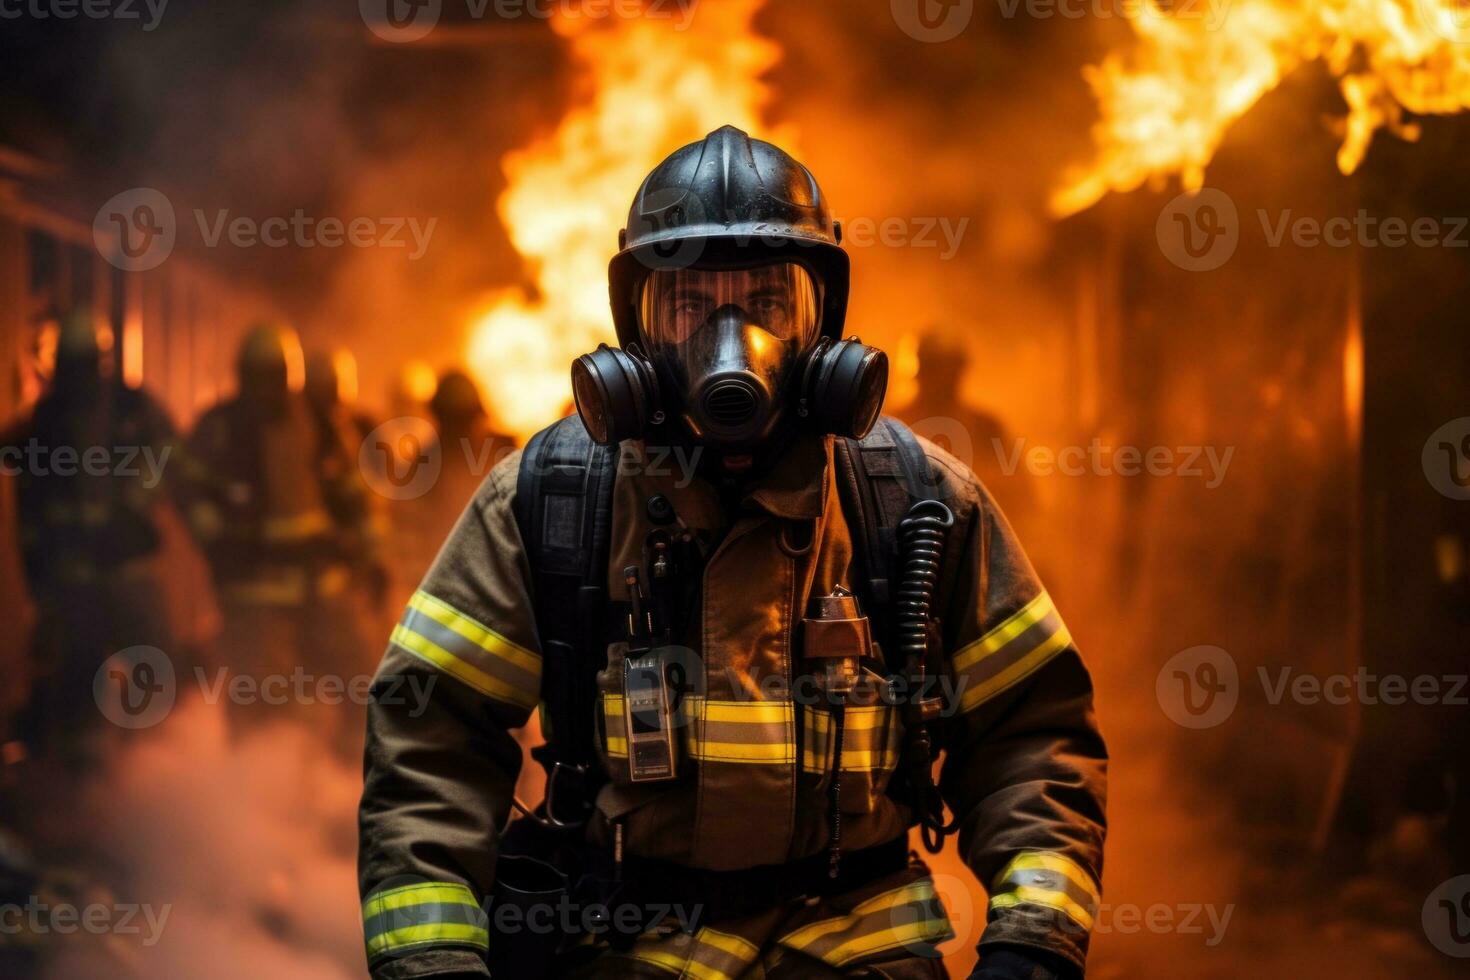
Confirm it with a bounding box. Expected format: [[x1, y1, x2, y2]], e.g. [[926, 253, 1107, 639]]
[[238, 321, 305, 404], [52, 311, 103, 394], [305, 348, 360, 409], [429, 370, 486, 432]]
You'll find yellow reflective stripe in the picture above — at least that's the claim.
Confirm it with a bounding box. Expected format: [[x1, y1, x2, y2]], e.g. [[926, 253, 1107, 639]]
[[990, 888, 1094, 932], [408, 590, 539, 675], [804, 705, 891, 732], [702, 700, 790, 725], [958, 624, 1072, 713], [698, 928, 760, 960], [362, 882, 477, 919], [953, 592, 1053, 672], [995, 852, 1101, 908], [693, 739, 794, 763], [691, 699, 795, 764], [623, 946, 687, 975], [822, 918, 952, 967], [779, 880, 952, 968], [365, 922, 489, 958], [800, 706, 901, 772], [362, 881, 487, 959], [604, 695, 800, 764], [390, 624, 537, 709], [685, 927, 761, 980], [780, 880, 931, 949], [602, 692, 628, 757], [685, 959, 736, 980]]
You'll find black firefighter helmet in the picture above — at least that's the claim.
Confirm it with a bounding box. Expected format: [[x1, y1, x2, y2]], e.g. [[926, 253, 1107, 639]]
[[575, 125, 886, 453]]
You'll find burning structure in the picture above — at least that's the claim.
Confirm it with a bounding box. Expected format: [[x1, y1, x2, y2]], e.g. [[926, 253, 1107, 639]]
[[0, 0, 1467, 977]]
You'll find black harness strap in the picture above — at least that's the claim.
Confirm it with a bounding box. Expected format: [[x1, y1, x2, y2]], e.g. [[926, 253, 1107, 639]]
[[835, 417, 938, 656], [515, 417, 617, 821]]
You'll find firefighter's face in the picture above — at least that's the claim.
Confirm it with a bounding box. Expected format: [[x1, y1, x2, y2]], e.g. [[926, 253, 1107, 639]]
[[638, 262, 818, 450]]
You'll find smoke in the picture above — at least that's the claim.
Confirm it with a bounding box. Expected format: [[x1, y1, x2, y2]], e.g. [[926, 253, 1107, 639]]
[[47, 696, 363, 978]]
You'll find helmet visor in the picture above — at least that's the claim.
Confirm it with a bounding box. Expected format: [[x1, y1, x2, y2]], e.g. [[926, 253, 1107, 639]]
[[638, 262, 818, 350]]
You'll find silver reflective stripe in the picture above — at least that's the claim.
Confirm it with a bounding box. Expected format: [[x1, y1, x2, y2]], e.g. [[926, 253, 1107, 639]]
[[953, 592, 1072, 713], [362, 882, 489, 961]]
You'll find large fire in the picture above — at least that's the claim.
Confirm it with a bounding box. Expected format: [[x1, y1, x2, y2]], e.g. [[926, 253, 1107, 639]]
[[1053, 0, 1470, 216], [465, 0, 787, 440]]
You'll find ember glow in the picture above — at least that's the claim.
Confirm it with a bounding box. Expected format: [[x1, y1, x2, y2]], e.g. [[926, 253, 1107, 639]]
[[1053, 0, 1470, 216], [465, 0, 787, 439]]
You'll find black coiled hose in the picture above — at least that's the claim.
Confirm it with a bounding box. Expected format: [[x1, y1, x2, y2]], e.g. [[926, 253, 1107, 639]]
[[895, 498, 958, 853], [895, 500, 956, 662]]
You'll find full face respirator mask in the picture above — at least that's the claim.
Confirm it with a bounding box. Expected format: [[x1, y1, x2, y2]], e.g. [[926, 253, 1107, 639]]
[[573, 125, 890, 453], [573, 260, 888, 451]]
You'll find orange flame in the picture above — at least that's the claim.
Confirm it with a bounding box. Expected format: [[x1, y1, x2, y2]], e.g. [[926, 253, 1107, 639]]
[[1053, 1, 1470, 216], [466, 0, 787, 440]]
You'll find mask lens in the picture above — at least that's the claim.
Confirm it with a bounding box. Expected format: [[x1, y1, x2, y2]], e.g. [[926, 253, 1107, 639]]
[[638, 263, 818, 348]]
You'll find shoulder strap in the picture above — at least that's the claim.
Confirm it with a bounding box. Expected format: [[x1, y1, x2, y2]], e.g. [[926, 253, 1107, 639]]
[[514, 416, 617, 778], [835, 416, 935, 604], [835, 417, 938, 658]]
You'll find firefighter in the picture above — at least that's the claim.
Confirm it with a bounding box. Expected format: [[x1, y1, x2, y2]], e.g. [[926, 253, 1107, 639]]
[[2, 312, 179, 756], [307, 347, 379, 444], [899, 331, 1035, 537], [422, 369, 516, 545], [187, 323, 377, 725], [305, 346, 392, 609], [358, 127, 1107, 980]]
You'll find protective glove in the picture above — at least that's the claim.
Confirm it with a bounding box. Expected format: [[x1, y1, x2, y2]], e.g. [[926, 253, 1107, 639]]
[[968, 946, 1080, 980]]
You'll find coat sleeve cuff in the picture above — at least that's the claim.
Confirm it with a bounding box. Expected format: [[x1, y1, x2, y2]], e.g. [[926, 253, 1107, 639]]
[[978, 903, 1089, 975], [369, 948, 491, 980]]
